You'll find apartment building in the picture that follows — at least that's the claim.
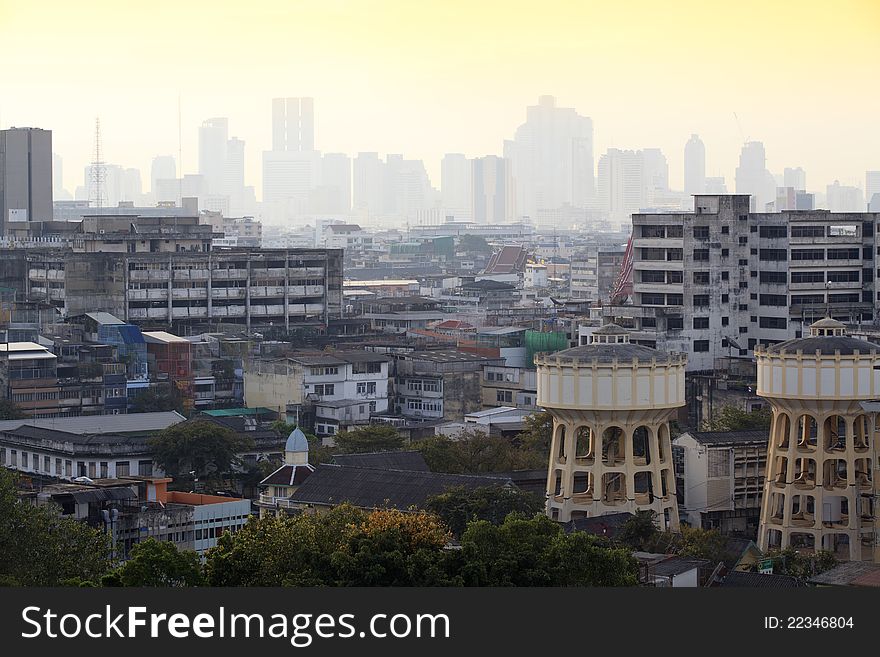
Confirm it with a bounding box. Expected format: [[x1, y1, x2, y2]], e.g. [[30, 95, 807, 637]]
[[10, 214, 342, 332], [29, 477, 251, 558], [569, 248, 599, 299], [480, 364, 538, 410], [0, 411, 284, 482], [0, 341, 60, 417], [604, 194, 880, 371], [673, 429, 768, 536], [392, 349, 504, 422], [243, 351, 391, 438]]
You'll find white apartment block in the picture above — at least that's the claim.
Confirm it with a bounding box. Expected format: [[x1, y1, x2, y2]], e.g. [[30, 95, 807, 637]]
[[604, 194, 880, 371]]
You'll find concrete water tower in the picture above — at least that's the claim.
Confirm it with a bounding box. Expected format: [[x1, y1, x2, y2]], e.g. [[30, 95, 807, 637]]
[[535, 324, 686, 529], [756, 318, 879, 562]]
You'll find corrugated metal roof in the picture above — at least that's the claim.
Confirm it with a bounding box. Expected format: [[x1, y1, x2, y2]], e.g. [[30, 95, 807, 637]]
[[0, 411, 185, 436], [84, 312, 125, 325]]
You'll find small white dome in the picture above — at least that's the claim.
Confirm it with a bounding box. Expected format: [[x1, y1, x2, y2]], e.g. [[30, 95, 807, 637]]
[[285, 427, 309, 453]]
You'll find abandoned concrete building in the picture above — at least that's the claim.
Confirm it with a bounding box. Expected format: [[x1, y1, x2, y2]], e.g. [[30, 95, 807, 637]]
[[603, 194, 880, 372]]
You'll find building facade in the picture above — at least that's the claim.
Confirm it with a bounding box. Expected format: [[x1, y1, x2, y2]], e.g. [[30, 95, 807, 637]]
[[605, 194, 880, 372]]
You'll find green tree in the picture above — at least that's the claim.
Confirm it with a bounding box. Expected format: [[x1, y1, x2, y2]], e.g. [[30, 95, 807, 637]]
[[517, 411, 552, 459], [149, 420, 255, 481], [616, 509, 660, 551], [130, 385, 183, 414], [333, 424, 405, 453], [425, 485, 544, 537], [205, 507, 364, 586], [458, 234, 492, 254], [417, 430, 544, 474], [459, 514, 638, 586], [762, 547, 837, 578], [702, 405, 772, 432], [0, 470, 111, 585], [0, 399, 26, 420], [204, 505, 450, 586], [675, 526, 736, 564], [104, 538, 204, 587]]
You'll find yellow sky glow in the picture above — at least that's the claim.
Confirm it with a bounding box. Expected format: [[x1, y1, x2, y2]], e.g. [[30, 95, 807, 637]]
[[1, 0, 878, 196]]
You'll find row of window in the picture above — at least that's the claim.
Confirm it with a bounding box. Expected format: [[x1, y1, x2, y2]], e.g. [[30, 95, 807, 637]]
[[641, 270, 684, 284], [406, 399, 442, 412], [405, 379, 442, 393], [0, 450, 151, 477]]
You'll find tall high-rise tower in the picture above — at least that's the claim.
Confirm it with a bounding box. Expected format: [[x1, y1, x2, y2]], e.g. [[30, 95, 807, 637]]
[[537, 324, 686, 529], [198, 118, 229, 196], [0, 127, 53, 234], [756, 318, 879, 562], [684, 134, 705, 196], [735, 141, 775, 211], [272, 97, 315, 152], [504, 95, 593, 220]]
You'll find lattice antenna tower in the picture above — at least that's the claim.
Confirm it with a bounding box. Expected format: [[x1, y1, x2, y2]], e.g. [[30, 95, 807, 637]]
[[89, 117, 106, 212]]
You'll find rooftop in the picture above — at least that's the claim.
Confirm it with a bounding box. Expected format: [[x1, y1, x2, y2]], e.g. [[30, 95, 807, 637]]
[[545, 342, 673, 364], [720, 571, 804, 588], [0, 411, 185, 437], [260, 463, 315, 487], [81, 312, 125, 325], [331, 451, 430, 472], [678, 430, 769, 446], [289, 464, 510, 510], [809, 561, 880, 587], [404, 349, 497, 364], [143, 331, 189, 344]]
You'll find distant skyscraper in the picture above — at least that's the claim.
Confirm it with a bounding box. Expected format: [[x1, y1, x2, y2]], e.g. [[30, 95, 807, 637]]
[[441, 153, 472, 220], [683, 134, 705, 196], [704, 176, 728, 194], [151, 155, 176, 195], [472, 155, 514, 224], [735, 141, 775, 211], [867, 171, 880, 211], [353, 152, 384, 217], [263, 99, 319, 220], [198, 118, 229, 195], [262, 150, 321, 210], [826, 181, 864, 212], [82, 164, 142, 207], [783, 167, 806, 191], [597, 148, 645, 222], [504, 95, 594, 220], [383, 155, 435, 220], [641, 148, 669, 204], [272, 97, 315, 152], [0, 127, 53, 234], [223, 137, 246, 215], [317, 153, 352, 214]]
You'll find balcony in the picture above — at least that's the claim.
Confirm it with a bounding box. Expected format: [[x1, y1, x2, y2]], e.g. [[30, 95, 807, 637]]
[[172, 288, 208, 300], [171, 306, 208, 318], [210, 305, 246, 317], [128, 288, 168, 301], [211, 268, 247, 280], [250, 285, 286, 298], [259, 494, 297, 508], [172, 269, 210, 281], [251, 267, 287, 279], [211, 287, 245, 299], [129, 269, 170, 281]]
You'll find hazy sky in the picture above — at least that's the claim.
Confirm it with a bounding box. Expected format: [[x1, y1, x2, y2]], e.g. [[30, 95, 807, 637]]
[[1, 0, 878, 197]]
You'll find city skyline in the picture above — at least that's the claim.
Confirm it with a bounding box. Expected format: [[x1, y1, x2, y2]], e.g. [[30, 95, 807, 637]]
[[1, 0, 878, 198]]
